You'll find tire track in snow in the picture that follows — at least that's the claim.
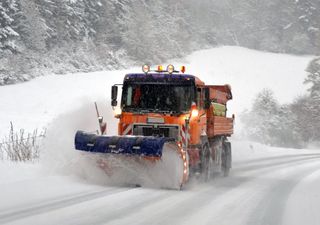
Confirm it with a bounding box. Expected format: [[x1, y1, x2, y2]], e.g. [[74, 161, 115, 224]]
[[2, 153, 320, 225], [88, 190, 178, 225], [105, 153, 320, 225], [234, 153, 320, 166], [2, 187, 177, 225], [164, 159, 320, 225], [282, 169, 320, 225], [167, 155, 320, 225], [235, 154, 320, 174], [245, 160, 320, 225], [0, 187, 134, 224]]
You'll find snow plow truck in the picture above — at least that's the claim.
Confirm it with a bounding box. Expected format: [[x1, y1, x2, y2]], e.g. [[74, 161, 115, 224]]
[[75, 65, 234, 189]]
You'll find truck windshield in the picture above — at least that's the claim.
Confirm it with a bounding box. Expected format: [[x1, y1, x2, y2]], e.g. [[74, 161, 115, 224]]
[[121, 83, 195, 113]]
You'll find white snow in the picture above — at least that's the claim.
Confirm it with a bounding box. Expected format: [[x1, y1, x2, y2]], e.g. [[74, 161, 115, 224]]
[[283, 23, 293, 30], [0, 46, 319, 225]]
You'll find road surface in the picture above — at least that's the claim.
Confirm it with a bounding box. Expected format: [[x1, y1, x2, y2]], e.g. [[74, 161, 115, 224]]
[[1, 142, 319, 225]]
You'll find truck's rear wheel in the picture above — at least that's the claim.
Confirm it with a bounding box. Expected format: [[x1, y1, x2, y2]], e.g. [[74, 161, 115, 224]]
[[200, 142, 213, 182], [221, 140, 232, 177]]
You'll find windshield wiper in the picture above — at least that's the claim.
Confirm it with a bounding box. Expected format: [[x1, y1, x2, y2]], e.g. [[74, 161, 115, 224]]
[[140, 109, 154, 113], [125, 107, 183, 115], [153, 109, 182, 115]]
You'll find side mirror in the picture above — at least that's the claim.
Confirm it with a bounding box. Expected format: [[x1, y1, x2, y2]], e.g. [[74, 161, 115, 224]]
[[111, 85, 118, 106], [204, 87, 210, 109]]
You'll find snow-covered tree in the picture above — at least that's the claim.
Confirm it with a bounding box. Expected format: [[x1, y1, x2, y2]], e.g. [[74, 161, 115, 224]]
[[293, 0, 320, 54], [305, 57, 320, 96], [304, 57, 320, 142], [0, 0, 19, 53], [34, 0, 58, 49], [18, 0, 46, 51], [241, 89, 281, 145], [290, 95, 313, 145]]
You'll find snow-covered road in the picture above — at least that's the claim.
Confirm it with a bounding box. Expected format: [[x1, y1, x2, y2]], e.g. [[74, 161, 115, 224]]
[[1, 143, 320, 225], [0, 46, 318, 225]]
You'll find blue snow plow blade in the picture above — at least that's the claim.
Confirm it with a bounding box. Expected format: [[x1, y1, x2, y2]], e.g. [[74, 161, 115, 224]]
[[75, 131, 173, 157]]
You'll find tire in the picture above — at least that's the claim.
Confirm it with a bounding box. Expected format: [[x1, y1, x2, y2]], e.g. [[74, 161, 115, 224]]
[[222, 140, 232, 177], [222, 160, 230, 177], [200, 143, 213, 182]]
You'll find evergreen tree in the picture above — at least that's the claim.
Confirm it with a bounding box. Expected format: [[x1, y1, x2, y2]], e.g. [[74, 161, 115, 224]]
[[305, 57, 320, 141], [290, 95, 313, 145], [0, 0, 19, 53], [293, 0, 320, 54], [34, 0, 59, 49], [241, 89, 281, 145], [19, 0, 46, 51]]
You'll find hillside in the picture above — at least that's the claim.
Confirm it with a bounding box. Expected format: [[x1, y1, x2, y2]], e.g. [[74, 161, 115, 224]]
[[0, 46, 312, 138]]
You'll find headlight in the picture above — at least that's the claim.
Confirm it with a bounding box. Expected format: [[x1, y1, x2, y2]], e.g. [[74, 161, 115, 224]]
[[114, 107, 122, 116], [142, 64, 150, 73], [167, 64, 175, 74], [190, 102, 198, 118], [191, 109, 199, 117]]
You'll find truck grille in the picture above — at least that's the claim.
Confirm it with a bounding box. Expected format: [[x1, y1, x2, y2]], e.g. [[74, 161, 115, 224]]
[[133, 124, 179, 140]]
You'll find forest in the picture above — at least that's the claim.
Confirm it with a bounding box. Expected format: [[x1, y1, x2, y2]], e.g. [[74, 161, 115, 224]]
[[1, 0, 319, 85]]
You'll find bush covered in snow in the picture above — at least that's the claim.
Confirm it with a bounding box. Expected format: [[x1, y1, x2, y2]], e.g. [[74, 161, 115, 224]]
[[0, 122, 45, 162]]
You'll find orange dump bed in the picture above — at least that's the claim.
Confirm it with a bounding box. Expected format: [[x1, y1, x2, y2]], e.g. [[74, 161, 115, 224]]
[[206, 85, 232, 104], [205, 84, 234, 137], [207, 116, 234, 137]]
